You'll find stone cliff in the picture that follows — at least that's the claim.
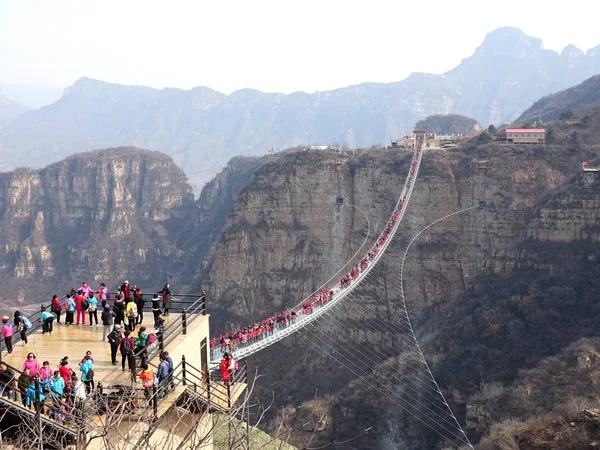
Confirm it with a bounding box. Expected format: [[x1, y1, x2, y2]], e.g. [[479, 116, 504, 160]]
[[200, 123, 600, 448], [0, 147, 196, 306]]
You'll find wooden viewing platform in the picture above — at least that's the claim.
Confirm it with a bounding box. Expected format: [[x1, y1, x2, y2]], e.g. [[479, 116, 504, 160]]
[[0, 297, 248, 449]]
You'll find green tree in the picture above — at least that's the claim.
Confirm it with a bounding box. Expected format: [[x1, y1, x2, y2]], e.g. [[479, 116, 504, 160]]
[[570, 131, 581, 150], [488, 124, 497, 133], [477, 132, 492, 144], [560, 108, 576, 120]]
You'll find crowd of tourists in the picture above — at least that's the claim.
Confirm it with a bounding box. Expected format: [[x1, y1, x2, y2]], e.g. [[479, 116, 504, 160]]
[[213, 136, 423, 357], [0, 280, 178, 421]]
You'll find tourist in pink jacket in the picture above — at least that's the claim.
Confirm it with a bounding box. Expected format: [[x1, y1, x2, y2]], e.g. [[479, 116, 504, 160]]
[[21, 353, 40, 377]]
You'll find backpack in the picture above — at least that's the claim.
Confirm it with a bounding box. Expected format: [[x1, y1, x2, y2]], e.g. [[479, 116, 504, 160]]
[[147, 333, 157, 344], [21, 316, 32, 330], [130, 305, 138, 318], [81, 299, 89, 310], [121, 338, 133, 354], [87, 368, 94, 380]]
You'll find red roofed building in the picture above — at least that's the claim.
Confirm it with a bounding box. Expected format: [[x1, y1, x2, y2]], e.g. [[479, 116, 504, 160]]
[[506, 128, 545, 144]]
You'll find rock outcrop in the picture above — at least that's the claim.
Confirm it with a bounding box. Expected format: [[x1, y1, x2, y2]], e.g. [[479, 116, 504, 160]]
[[0, 147, 195, 307], [199, 127, 600, 448]]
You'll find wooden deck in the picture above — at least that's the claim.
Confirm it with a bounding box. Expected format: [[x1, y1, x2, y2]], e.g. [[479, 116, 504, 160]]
[[1, 315, 181, 385]]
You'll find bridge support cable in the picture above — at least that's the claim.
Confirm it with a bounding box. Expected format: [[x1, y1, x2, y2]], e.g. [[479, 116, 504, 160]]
[[212, 136, 426, 363], [293, 207, 479, 448], [298, 315, 473, 448]]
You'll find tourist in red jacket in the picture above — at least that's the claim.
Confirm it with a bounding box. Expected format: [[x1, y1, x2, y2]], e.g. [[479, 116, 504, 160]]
[[220, 353, 231, 385], [74, 291, 86, 325]]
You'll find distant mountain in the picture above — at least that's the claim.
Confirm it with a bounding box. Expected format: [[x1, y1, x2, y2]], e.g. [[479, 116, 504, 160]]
[[1, 27, 600, 192], [0, 93, 28, 128], [0, 83, 64, 109], [517, 75, 600, 123], [414, 114, 481, 135]]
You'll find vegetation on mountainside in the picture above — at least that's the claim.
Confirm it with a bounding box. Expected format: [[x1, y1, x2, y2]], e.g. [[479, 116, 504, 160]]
[[414, 114, 482, 135], [517, 74, 600, 124]]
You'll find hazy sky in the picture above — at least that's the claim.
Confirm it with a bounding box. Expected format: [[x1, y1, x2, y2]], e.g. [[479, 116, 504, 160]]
[[1, 0, 599, 94]]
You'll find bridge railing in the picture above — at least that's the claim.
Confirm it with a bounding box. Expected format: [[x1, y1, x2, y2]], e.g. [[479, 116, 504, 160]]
[[211, 133, 425, 362]]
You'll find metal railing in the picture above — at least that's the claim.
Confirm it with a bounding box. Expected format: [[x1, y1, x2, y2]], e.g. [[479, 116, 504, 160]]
[[132, 293, 207, 367]]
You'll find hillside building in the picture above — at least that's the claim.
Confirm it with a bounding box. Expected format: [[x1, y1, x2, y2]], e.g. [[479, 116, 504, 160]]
[[506, 128, 545, 144], [310, 145, 329, 150], [402, 133, 465, 150]]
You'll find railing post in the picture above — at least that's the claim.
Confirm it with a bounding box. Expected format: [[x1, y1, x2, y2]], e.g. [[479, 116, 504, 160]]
[[159, 331, 164, 351], [182, 308, 187, 335], [97, 382, 103, 396], [206, 373, 211, 406], [226, 381, 231, 409], [181, 355, 187, 386], [40, 304, 45, 315], [152, 385, 158, 421], [244, 360, 248, 384], [202, 290, 206, 316], [34, 375, 41, 420]]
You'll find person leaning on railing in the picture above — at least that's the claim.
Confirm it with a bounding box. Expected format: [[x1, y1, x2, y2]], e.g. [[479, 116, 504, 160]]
[[0, 362, 17, 400]]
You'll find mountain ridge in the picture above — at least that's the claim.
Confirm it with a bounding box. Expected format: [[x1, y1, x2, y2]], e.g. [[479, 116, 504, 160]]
[[2, 27, 600, 192]]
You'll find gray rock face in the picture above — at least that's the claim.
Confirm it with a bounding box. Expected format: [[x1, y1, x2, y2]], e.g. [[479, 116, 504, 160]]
[[0, 147, 196, 306], [2, 27, 599, 192]]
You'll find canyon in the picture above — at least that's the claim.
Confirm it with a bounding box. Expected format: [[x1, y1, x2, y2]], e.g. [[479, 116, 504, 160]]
[[1, 110, 600, 447]]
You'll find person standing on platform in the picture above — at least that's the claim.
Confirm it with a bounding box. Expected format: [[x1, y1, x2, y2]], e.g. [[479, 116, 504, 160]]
[[113, 295, 125, 327], [2, 316, 13, 355], [151, 293, 161, 326], [220, 353, 231, 385], [107, 325, 123, 365], [49, 370, 65, 399], [65, 294, 75, 325], [156, 354, 170, 397], [74, 290, 86, 325], [119, 330, 135, 372], [40, 310, 55, 334], [79, 355, 94, 393], [125, 297, 138, 332], [120, 280, 131, 302], [87, 293, 98, 326], [0, 362, 16, 399], [98, 283, 109, 308], [51, 294, 62, 324], [158, 282, 172, 316], [17, 368, 31, 407], [13, 311, 29, 346], [21, 353, 40, 377], [101, 306, 114, 341], [79, 282, 94, 298], [134, 287, 145, 325], [162, 351, 175, 390]]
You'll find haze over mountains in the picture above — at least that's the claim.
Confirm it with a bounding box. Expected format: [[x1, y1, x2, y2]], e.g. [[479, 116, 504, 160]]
[[0, 92, 28, 128], [1, 26, 600, 191]]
